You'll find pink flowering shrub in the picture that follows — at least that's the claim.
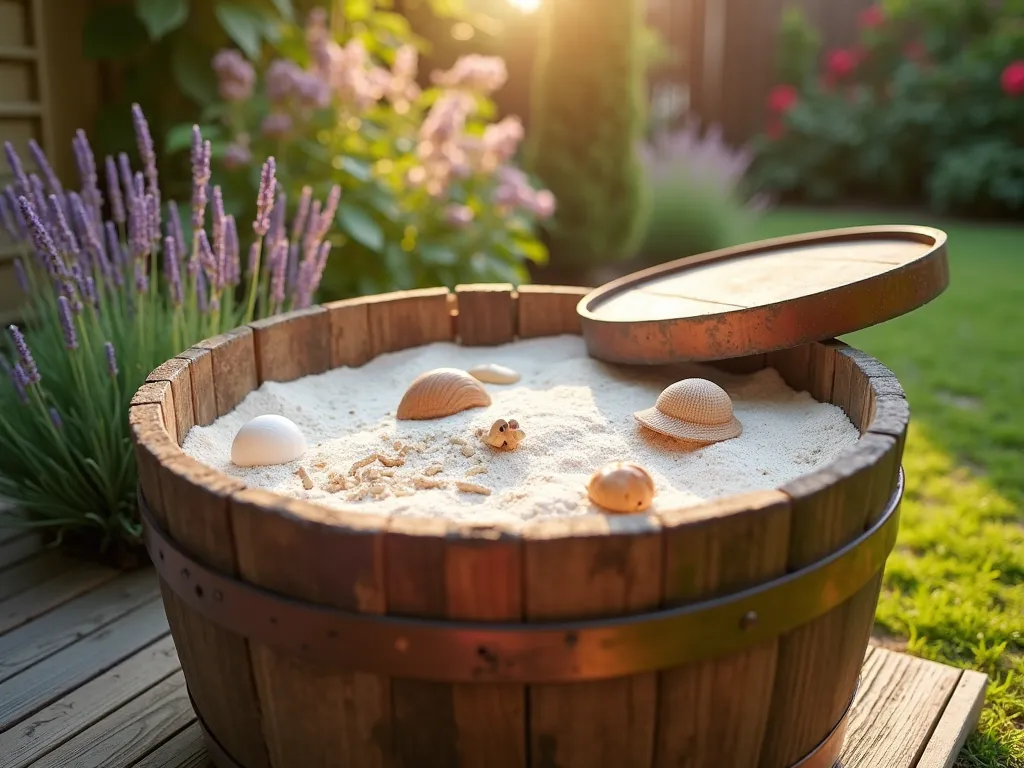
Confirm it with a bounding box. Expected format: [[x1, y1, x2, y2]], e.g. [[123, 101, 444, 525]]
[[183, 7, 553, 299], [753, 1, 1024, 215]]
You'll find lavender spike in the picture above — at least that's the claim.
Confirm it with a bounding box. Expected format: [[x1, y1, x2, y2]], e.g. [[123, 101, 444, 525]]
[[131, 103, 159, 198], [117, 153, 135, 212], [285, 242, 299, 295], [167, 202, 186, 261], [290, 186, 312, 243], [196, 269, 208, 313], [211, 185, 225, 264], [3, 142, 28, 195], [128, 191, 151, 260], [224, 214, 239, 286], [8, 325, 40, 384], [73, 130, 102, 225], [49, 407, 63, 429], [246, 241, 260, 278], [270, 237, 288, 308], [267, 187, 286, 251], [105, 156, 125, 225], [164, 235, 183, 306], [104, 221, 125, 287], [10, 363, 29, 403], [319, 185, 342, 237], [253, 157, 276, 236], [4, 186, 25, 239], [104, 342, 118, 377], [50, 194, 79, 257], [17, 195, 68, 280], [190, 128, 211, 231], [57, 296, 78, 349], [29, 175, 49, 226], [197, 229, 218, 288], [28, 140, 64, 199], [134, 260, 148, 294]]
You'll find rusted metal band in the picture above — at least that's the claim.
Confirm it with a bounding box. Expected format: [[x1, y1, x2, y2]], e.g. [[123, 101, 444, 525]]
[[142, 470, 902, 684], [189, 680, 858, 768]]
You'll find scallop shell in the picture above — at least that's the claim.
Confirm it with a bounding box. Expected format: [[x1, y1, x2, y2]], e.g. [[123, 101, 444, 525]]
[[231, 415, 307, 467], [397, 368, 492, 420], [467, 363, 521, 385], [587, 462, 655, 514]]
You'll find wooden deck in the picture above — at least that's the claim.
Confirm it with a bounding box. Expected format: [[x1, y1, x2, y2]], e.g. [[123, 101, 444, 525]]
[[0, 517, 987, 768]]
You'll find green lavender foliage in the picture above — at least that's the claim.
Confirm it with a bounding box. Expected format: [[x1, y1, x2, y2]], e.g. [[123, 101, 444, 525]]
[[0, 109, 336, 553], [526, 0, 649, 269]]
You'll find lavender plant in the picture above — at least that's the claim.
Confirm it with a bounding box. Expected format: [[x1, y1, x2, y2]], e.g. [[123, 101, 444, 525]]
[[0, 105, 339, 556]]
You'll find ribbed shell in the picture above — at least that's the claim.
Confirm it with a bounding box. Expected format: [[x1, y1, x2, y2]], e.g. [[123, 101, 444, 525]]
[[397, 368, 492, 420]]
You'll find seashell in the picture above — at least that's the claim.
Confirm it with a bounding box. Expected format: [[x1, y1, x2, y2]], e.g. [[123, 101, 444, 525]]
[[483, 418, 526, 450], [587, 462, 655, 514], [634, 378, 742, 444], [397, 368, 492, 420], [231, 415, 307, 467], [467, 363, 521, 385]]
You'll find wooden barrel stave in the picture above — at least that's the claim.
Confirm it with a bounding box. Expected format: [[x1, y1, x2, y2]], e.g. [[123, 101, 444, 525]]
[[128, 286, 909, 768]]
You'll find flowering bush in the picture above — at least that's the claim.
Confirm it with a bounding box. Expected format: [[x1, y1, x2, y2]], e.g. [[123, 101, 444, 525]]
[[0, 105, 337, 557], [751, 0, 1024, 215], [186, 5, 554, 299]]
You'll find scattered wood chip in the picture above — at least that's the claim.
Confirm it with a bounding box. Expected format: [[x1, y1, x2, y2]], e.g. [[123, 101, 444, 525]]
[[346, 488, 369, 501], [424, 464, 444, 476], [369, 483, 387, 497], [460, 444, 475, 458], [380, 468, 395, 477], [413, 475, 445, 490], [297, 467, 314, 490], [314, 462, 326, 469], [394, 487, 415, 497], [393, 440, 403, 451], [465, 465, 488, 477], [456, 481, 491, 496], [378, 453, 405, 468], [350, 453, 379, 476], [449, 436, 467, 446]]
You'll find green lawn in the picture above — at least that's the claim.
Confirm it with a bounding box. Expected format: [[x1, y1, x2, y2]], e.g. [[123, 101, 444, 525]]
[[752, 209, 1024, 768]]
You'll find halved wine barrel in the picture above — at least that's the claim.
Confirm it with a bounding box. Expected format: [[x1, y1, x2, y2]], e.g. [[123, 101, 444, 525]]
[[131, 284, 909, 768]]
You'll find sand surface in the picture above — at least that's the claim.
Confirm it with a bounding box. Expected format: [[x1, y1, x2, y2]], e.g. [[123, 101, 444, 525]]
[[182, 336, 860, 525]]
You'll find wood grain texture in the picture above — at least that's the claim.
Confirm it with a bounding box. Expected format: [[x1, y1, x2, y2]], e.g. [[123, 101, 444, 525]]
[[0, 598, 168, 730], [324, 296, 373, 368], [655, 491, 791, 767], [0, 558, 119, 634], [0, 551, 75, 602], [455, 284, 516, 346], [250, 307, 332, 383], [156, 451, 269, 768], [131, 722, 210, 768], [916, 669, 987, 768], [366, 288, 452, 357], [0, 634, 180, 768], [230, 489, 391, 768], [175, 348, 217, 428], [29, 670, 193, 768], [0, 531, 43, 571], [838, 649, 961, 768], [523, 514, 662, 768], [147, 358, 196, 446], [195, 326, 258, 418], [130, 381, 177, 449], [516, 285, 588, 339]]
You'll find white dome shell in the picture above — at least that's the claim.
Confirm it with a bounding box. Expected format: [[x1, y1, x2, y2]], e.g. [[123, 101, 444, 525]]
[[231, 415, 307, 467]]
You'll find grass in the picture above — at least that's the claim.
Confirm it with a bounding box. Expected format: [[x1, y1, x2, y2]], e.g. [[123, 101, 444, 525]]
[[751, 209, 1024, 768]]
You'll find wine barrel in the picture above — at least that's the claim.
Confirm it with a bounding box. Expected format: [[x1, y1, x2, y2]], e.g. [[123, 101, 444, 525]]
[[131, 284, 908, 768]]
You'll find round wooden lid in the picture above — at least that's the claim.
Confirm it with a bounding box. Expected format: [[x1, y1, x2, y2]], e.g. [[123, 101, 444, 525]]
[[578, 225, 949, 364]]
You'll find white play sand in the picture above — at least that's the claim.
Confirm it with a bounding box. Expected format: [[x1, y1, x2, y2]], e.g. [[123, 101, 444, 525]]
[[182, 336, 860, 525]]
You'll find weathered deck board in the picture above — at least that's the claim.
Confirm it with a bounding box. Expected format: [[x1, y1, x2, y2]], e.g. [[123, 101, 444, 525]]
[[0, 551, 75, 602], [0, 567, 159, 683], [0, 560, 988, 768], [0, 531, 44, 570], [0, 635, 180, 768], [0, 558, 120, 634]]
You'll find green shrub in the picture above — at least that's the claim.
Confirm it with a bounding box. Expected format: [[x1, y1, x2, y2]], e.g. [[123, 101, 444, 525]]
[[526, 0, 648, 269], [752, 1, 1024, 216]]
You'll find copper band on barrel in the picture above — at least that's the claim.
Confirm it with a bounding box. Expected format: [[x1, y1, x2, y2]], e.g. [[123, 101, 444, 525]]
[[141, 470, 903, 684]]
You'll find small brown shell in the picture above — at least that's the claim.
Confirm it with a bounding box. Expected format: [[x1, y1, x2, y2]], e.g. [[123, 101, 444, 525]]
[[483, 419, 526, 450], [587, 462, 655, 514], [397, 368, 492, 420]]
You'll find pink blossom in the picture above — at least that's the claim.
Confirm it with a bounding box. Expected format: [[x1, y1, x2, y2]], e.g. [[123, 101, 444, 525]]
[[212, 49, 255, 102], [261, 113, 293, 138], [222, 142, 252, 170], [1002, 61, 1024, 97], [444, 204, 474, 227], [531, 189, 556, 218], [826, 49, 858, 80], [432, 55, 508, 94], [767, 84, 798, 113]]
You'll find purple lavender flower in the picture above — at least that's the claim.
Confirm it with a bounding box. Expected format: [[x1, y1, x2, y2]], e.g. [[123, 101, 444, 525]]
[[266, 188, 286, 252], [3, 142, 28, 195], [50, 194, 79, 257], [105, 156, 125, 225], [131, 103, 159, 199], [118, 153, 135, 211], [0, 195, 17, 241], [319, 185, 342, 237], [70, 193, 105, 264], [4, 186, 25, 239], [104, 342, 118, 377], [197, 229, 218, 288], [164, 235, 183, 306], [57, 296, 78, 350], [13, 258, 28, 293], [29, 175, 49, 226], [134, 260, 148, 294], [253, 157, 276, 236], [73, 130, 102, 223], [10, 363, 29, 404], [285, 242, 299, 294], [8, 325, 39, 384], [128, 191, 151, 260], [304, 240, 332, 307], [269, 237, 288, 308], [246, 241, 260, 278], [104, 221, 125, 287], [211, 185, 225, 263], [190, 128, 211, 231], [49, 407, 63, 429], [167, 202, 185, 261], [302, 200, 322, 259], [224, 214, 239, 286], [83, 276, 98, 310], [291, 186, 312, 243], [212, 49, 256, 102], [196, 270, 208, 313], [147, 192, 161, 245], [17, 195, 67, 280], [28, 140, 64, 199]]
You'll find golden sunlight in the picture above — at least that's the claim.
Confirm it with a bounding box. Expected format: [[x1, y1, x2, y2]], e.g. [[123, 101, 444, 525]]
[[507, 0, 541, 12]]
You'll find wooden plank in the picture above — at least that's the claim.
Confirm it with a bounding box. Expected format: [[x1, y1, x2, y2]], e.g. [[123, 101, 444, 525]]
[[324, 296, 372, 368], [249, 306, 331, 383], [230, 489, 391, 768], [28, 670, 194, 768], [131, 381, 177, 450], [0, 634, 180, 768], [0, 551, 74, 602], [838, 649, 962, 768], [0, 598, 169, 729], [455, 284, 516, 346], [0, 567, 160, 682], [654, 491, 790, 767], [147, 358, 197, 446], [132, 722, 211, 768], [0, 530, 44, 570], [365, 287, 452, 357], [0, 505, 26, 544], [516, 285, 588, 339], [0, 558, 120, 634], [174, 348, 217, 428], [915, 669, 988, 768], [195, 325, 258, 418], [523, 514, 662, 768]]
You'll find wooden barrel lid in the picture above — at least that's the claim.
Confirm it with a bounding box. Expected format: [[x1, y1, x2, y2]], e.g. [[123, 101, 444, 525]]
[[577, 225, 949, 364]]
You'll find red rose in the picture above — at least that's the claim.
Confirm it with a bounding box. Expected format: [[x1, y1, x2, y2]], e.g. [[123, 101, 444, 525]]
[[858, 5, 885, 29], [903, 40, 927, 63], [766, 117, 786, 140], [1002, 60, 1024, 97], [767, 84, 799, 113], [827, 49, 858, 79]]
